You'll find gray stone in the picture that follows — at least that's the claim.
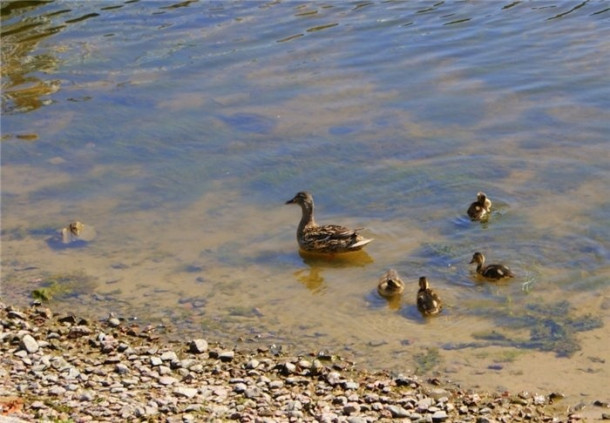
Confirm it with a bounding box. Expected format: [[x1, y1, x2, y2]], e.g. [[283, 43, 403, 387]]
[[219, 351, 234, 362], [48, 386, 67, 396], [150, 356, 163, 366], [343, 380, 359, 390], [246, 359, 259, 369], [173, 387, 198, 398], [283, 362, 296, 374], [387, 405, 410, 418], [189, 339, 208, 354], [159, 376, 178, 386], [161, 351, 178, 362], [108, 317, 121, 327], [326, 371, 342, 386], [418, 397, 434, 411], [115, 363, 129, 374], [343, 403, 359, 415], [20, 334, 39, 354], [233, 383, 247, 393], [432, 410, 448, 422], [269, 380, 284, 389]]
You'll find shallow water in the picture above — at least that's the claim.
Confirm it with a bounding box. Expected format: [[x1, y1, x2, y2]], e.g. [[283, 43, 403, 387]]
[[2, 0, 609, 404]]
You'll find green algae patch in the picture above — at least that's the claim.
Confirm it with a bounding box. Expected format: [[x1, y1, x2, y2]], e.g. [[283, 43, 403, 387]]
[[446, 300, 603, 357], [413, 347, 442, 375], [31, 271, 98, 302]]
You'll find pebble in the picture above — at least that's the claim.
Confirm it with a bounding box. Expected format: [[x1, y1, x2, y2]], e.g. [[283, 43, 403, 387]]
[[432, 410, 449, 421], [20, 334, 39, 354], [388, 404, 411, 418], [219, 351, 235, 362], [189, 339, 208, 354], [173, 387, 198, 399], [159, 376, 178, 386]]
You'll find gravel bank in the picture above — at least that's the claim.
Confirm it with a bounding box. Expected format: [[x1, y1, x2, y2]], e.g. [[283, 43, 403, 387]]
[[0, 302, 600, 422]]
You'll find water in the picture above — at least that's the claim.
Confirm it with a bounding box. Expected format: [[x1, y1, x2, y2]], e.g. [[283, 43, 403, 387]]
[[2, 0, 609, 403]]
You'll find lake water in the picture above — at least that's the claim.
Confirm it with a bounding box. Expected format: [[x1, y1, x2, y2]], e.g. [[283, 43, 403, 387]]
[[2, 0, 609, 408]]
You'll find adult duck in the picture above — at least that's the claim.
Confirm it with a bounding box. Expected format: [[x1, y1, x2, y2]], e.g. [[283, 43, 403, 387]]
[[285, 191, 373, 254]]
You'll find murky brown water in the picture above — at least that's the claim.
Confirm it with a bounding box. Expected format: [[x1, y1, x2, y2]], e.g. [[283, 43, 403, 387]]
[[2, 0, 609, 408]]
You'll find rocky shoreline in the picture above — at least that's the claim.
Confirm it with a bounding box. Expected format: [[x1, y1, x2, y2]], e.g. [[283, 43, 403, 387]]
[[0, 302, 604, 422]]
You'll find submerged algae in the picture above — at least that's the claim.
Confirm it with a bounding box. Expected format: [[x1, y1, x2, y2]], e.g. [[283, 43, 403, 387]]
[[447, 300, 603, 357]]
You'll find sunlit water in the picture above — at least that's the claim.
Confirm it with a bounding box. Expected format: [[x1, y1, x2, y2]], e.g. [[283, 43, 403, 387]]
[[2, 0, 609, 405]]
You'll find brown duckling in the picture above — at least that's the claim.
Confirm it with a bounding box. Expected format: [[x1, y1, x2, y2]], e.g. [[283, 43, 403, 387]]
[[470, 252, 514, 280], [285, 191, 373, 254], [467, 192, 492, 221], [377, 269, 405, 297], [416, 276, 443, 316]]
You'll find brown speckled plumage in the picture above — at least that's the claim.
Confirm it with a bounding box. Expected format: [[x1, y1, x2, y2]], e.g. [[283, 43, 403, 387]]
[[416, 276, 443, 316], [286, 191, 373, 254]]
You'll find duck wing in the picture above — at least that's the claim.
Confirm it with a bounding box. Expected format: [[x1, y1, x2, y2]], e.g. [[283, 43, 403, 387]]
[[482, 264, 514, 279], [302, 224, 372, 253]]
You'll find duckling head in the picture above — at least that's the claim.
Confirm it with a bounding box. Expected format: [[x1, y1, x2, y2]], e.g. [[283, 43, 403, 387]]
[[477, 192, 492, 211], [418, 276, 430, 290], [470, 252, 485, 265]]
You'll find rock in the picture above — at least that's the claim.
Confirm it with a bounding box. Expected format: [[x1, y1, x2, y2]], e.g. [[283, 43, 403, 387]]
[[283, 362, 296, 374], [158, 376, 178, 386], [173, 387, 198, 398], [189, 339, 208, 354], [269, 380, 284, 389], [107, 317, 121, 327], [233, 383, 247, 393], [343, 403, 359, 415], [20, 334, 39, 354], [115, 363, 129, 374], [246, 359, 259, 369], [343, 381, 359, 390], [218, 351, 234, 362], [418, 397, 434, 411], [387, 405, 410, 418], [160, 351, 178, 362], [432, 410, 449, 422], [326, 371, 342, 386], [150, 356, 163, 366], [49, 386, 67, 396]]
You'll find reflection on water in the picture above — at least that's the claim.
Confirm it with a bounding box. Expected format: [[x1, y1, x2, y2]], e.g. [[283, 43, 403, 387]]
[[2, 0, 610, 403]]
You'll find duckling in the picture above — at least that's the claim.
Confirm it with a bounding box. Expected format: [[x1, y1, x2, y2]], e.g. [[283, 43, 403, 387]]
[[285, 191, 373, 254], [61, 221, 85, 244], [470, 252, 514, 280], [416, 276, 443, 316], [467, 192, 492, 221], [377, 269, 405, 297]]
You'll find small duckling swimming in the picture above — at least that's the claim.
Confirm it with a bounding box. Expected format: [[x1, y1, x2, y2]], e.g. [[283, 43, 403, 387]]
[[377, 269, 405, 297], [467, 192, 492, 221], [61, 221, 85, 244], [416, 276, 443, 316], [470, 252, 514, 280], [285, 191, 373, 254]]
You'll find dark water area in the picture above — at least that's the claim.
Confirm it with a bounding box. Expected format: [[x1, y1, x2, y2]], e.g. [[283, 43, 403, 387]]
[[2, 0, 609, 402]]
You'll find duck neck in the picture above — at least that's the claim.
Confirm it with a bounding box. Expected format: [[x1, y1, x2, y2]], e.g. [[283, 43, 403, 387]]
[[297, 202, 316, 234], [476, 262, 484, 274]]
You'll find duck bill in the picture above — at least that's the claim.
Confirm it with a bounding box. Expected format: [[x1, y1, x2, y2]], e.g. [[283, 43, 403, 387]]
[[285, 197, 296, 204], [469, 258, 476, 264]]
